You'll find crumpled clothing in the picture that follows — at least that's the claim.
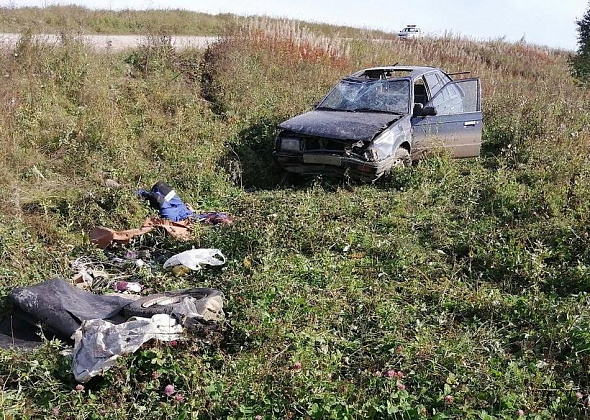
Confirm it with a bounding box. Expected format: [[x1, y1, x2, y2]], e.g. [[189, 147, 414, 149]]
[[72, 314, 183, 383], [90, 217, 192, 249], [137, 181, 195, 222], [197, 212, 234, 225]]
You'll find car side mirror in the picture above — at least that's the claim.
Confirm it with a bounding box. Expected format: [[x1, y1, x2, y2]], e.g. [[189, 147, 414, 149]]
[[421, 106, 437, 116]]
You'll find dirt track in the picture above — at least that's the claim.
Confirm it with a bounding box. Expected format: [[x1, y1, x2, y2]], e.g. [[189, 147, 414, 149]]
[[0, 33, 218, 51]]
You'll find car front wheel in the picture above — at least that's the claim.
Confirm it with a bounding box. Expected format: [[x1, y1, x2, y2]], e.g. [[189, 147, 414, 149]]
[[392, 146, 411, 168]]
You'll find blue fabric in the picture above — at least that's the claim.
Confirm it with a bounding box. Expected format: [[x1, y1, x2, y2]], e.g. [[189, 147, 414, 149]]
[[157, 193, 194, 222], [138, 183, 195, 222]]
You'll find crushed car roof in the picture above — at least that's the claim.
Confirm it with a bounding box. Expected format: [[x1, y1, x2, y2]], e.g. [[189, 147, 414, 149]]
[[350, 66, 444, 80]]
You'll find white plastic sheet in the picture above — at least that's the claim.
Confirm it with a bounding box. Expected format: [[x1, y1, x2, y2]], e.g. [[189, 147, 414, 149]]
[[173, 295, 225, 322], [163, 249, 226, 271], [72, 314, 183, 383]]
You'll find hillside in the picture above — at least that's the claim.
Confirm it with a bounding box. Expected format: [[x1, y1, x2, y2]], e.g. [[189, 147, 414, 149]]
[[1, 11, 590, 419], [0, 5, 397, 39]]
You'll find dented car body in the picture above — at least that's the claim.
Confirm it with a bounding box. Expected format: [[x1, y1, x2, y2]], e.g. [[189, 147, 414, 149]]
[[273, 66, 482, 181]]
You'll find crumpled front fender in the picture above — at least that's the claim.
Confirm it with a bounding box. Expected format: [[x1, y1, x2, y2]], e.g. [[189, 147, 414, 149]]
[[366, 116, 412, 161]]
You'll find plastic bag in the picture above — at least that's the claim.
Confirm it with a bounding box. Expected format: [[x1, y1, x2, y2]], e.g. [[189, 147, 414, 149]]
[[72, 314, 183, 382], [163, 249, 226, 271]]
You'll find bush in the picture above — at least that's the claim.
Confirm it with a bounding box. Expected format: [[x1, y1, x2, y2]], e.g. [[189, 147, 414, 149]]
[[570, 4, 590, 84]]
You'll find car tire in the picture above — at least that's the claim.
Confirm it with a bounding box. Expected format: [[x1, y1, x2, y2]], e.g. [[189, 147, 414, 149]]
[[124, 288, 222, 318]]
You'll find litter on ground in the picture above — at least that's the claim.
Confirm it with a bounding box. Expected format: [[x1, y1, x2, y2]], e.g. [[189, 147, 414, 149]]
[[163, 249, 226, 271], [0, 278, 225, 382], [90, 181, 233, 249], [72, 314, 183, 382], [1, 180, 230, 383]]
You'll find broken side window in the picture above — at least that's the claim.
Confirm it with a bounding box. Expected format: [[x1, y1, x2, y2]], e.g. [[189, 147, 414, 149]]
[[424, 72, 445, 98], [414, 78, 428, 106]]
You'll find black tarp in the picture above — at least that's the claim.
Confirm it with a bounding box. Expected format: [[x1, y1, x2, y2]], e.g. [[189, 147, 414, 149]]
[[0, 278, 131, 349]]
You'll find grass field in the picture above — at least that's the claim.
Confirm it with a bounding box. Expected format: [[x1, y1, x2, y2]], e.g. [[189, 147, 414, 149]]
[[0, 5, 397, 39], [1, 7, 590, 420]]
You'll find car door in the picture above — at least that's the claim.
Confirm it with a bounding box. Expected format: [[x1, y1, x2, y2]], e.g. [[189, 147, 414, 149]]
[[410, 78, 482, 158]]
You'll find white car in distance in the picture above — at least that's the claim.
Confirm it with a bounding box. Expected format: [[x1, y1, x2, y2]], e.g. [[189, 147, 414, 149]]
[[397, 25, 422, 39]]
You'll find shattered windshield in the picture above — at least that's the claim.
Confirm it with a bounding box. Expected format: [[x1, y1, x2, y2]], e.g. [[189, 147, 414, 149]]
[[318, 79, 410, 114]]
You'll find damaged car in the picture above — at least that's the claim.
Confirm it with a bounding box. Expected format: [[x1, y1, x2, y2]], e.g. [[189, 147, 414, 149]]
[[273, 66, 482, 181]]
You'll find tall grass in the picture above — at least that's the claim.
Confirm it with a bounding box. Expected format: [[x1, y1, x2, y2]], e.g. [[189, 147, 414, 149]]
[[0, 5, 399, 39], [0, 5, 236, 35], [1, 15, 590, 419]]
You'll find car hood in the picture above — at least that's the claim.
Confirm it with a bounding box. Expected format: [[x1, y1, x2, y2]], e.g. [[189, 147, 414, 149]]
[[278, 110, 402, 142]]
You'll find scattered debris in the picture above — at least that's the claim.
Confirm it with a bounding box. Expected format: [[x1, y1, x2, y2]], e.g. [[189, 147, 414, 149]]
[[104, 179, 121, 189], [71, 257, 111, 289], [2, 180, 232, 386], [73, 286, 224, 381], [113, 281, 142, 293], [70, 256, 140, 291], [0, 278, 225, 383], [90, 181, 233, 249], [197, 212, 234, 225]]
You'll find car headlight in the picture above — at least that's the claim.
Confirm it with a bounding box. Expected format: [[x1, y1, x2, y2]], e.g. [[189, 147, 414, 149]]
[[280, 137, 301, 152]]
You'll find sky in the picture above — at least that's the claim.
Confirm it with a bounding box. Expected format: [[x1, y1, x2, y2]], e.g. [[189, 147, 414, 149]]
[[1, 0, 588, 50]]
